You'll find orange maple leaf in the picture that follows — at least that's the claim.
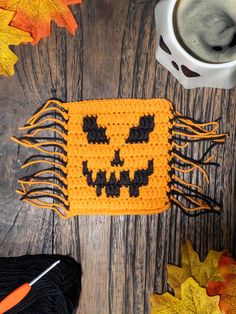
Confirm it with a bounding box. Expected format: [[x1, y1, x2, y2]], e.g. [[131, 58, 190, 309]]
[[0, 8, 32, 75], [207, 256, 236, 314], [218, 256, 236, 276], [0, 0, 82, 44]]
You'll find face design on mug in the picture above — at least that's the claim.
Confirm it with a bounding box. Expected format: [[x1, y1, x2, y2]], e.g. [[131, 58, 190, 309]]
[[67, 100, 171, 212], [159, 36, 201, 77], [155, 0, 236, 89]]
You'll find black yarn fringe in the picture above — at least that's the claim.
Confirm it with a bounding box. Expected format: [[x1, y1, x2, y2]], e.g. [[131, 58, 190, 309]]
[[11, 100, 69, 218], [169, 112, 226, 216]]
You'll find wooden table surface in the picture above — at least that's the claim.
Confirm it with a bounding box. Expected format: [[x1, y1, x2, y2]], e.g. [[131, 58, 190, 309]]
[[0, 1, 235, 313]]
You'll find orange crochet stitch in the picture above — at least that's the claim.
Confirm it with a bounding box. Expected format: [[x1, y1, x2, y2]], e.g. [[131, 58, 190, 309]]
[[12, 99, 226, 218]]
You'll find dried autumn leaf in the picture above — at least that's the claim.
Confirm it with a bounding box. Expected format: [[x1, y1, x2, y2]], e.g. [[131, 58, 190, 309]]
[[207, 256, 236, 313], [218, 255, 236, 276], [208, 276, 236, 314], [167, 240, 224, 298], [150, 277, 221, 314], [0, 0, 82, 44], [0, 8, 32, 76]]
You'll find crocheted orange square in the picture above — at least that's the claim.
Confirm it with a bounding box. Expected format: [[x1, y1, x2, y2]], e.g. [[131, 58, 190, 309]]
[[12, 99, 226, 218], [68, 99, 171, 216]]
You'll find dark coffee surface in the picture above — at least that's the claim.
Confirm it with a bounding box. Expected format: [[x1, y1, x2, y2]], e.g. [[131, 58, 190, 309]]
[[174, 0, 236, 63]]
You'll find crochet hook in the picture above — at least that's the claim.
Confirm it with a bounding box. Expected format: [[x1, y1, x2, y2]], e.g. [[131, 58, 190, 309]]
[[0, 260, 60, 313]]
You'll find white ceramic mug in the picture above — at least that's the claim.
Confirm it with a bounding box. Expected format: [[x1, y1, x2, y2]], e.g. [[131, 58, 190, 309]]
[[155, 0, 236, 89]]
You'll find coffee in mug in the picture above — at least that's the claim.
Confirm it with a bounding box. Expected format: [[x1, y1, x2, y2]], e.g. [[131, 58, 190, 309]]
[[174, 0, 236, 63]]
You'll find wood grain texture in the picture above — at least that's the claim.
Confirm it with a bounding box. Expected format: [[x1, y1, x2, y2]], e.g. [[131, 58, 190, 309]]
[[0, 1, 235, 313]]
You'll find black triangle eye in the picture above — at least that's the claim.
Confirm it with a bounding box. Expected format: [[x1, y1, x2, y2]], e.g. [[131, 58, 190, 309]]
[[83, 116, 109, 144], [126, 115, 154, 144]]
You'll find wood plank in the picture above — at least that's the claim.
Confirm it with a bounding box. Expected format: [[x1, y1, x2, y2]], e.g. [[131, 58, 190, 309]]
[[0, 55, 54, 256]]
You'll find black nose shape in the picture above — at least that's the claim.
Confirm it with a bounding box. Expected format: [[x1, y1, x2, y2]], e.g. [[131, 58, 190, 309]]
[[111, 150, 124, 167]]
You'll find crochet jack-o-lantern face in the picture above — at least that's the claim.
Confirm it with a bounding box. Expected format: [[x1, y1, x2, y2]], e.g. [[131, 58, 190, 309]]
[[69, 100, 171, 214], [81, 114, 155, 198], [12, 99, 226, 218]]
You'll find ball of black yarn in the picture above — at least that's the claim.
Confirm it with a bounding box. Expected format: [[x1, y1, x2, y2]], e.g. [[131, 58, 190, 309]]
[[0, 255, 82, 314]]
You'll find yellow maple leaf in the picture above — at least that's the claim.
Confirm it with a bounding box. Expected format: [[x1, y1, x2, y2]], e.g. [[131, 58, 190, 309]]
[[167, 241, 224, 298], [0, 0, 82, 44], [0, 8, 32, 76], [150, 277, 221, 314]]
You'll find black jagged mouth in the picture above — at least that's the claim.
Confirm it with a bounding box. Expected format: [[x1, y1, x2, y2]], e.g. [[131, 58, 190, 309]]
[[82, 159, 154, 197]]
